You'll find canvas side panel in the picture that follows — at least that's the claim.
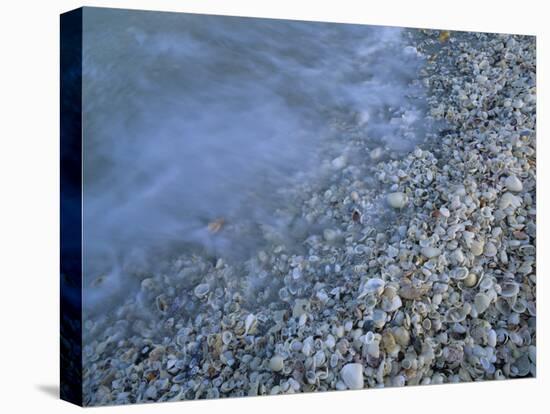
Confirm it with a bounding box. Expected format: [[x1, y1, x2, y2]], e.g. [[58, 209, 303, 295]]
[[60, 7, 83, 406]]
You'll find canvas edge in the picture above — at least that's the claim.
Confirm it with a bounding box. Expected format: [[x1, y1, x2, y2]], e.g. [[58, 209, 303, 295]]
[[60, 7, 84, 407]]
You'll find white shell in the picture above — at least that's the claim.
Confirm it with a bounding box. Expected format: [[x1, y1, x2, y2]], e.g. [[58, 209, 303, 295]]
[[269, 355, 285, 372], [387, 192, 408, 209], [505, 175, 523, 192], [340, 363, 364, 390], [499, 192, 522, 210], [474, 293, 491, 314], [421, 246, 441, 258], [193, 283, 210, 298]]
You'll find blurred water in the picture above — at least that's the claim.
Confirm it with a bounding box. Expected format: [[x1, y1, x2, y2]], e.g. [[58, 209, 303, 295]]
[[82, 9, 428, 310]]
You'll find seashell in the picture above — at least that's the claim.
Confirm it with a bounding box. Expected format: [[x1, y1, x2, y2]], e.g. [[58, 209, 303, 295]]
[[354, 244, 368, 255], [364, 278, 386, 296], [512, 299, 526, 314], [478, 276, 493, 291], [352, 209, 363, 223], [364, 295, 378, 309], [172, 372, 187, 384], [474, 293, 491, 315], [269, 355, 285, 372], [421, 246, 441, 258], [336, 339, 349, 355], [279, 287, 290, 301], [480, 206, 493, 219], [141, 278, 155, 292], [392, 326, 410, 347], [364, 333, 380, 358], [155, 295, 169, 313], [495, 297, 512, 316], [323, 229, 338, 241], [144, 385, 158, 400], [484, 242, 497, 257], [387, 192, 408, 209], [290, 339, 303, 352], [302, 337, 314, 356], [381, 330, 399, 354], [148, 345, 165, 361], [381, 294, 402, 312], [519, 245, 535, 256], [244, 313, 257, 335], [370, 147, 383, 160], [316, 290, 329, 303], [450, 249, 465, 264], [314, 350, 326, 367], [331, 155, 347, 169], [499, 281, 520, 298], [371, 309, 387, 329], [450, 267, 469, 280], [222, 331, 233, 345], [325, 335, 336, 349], [399, 280, 430, 300], [330, 353, 339, 368], [470, 240, 485, 256], [499, 192, 522, 210], [305, 370, 317, 385], [340, 363, 364, 390], [505, 175, 523, 192], [462, 273, 478, 288], [439, 206, 450, 217], [194, 283, 210, 299], [445, 305, 469, 323]]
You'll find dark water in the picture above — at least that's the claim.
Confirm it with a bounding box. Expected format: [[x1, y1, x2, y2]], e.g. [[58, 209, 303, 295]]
[[82, 8, 428, 310]]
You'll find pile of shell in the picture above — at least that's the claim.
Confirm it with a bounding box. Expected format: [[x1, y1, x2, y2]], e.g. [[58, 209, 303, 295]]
[[82, 30, 535, 406]]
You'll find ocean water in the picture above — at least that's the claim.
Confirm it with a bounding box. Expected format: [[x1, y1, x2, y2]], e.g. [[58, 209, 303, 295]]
[[82, 9, 428, 311]]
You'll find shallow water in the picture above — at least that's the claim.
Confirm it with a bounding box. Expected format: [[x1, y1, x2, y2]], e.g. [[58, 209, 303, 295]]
[[82, 9, 429, 311]]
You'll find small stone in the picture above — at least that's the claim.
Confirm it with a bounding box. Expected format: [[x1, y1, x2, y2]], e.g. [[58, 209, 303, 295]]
[[505, 175, 523, 192], [340, 363, 364, 390], [387, 192, 407, 209], [269, 355, 285, 372]]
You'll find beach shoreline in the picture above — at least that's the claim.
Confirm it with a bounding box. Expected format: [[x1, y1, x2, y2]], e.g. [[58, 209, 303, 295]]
[[82, 29, 536, 406]]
